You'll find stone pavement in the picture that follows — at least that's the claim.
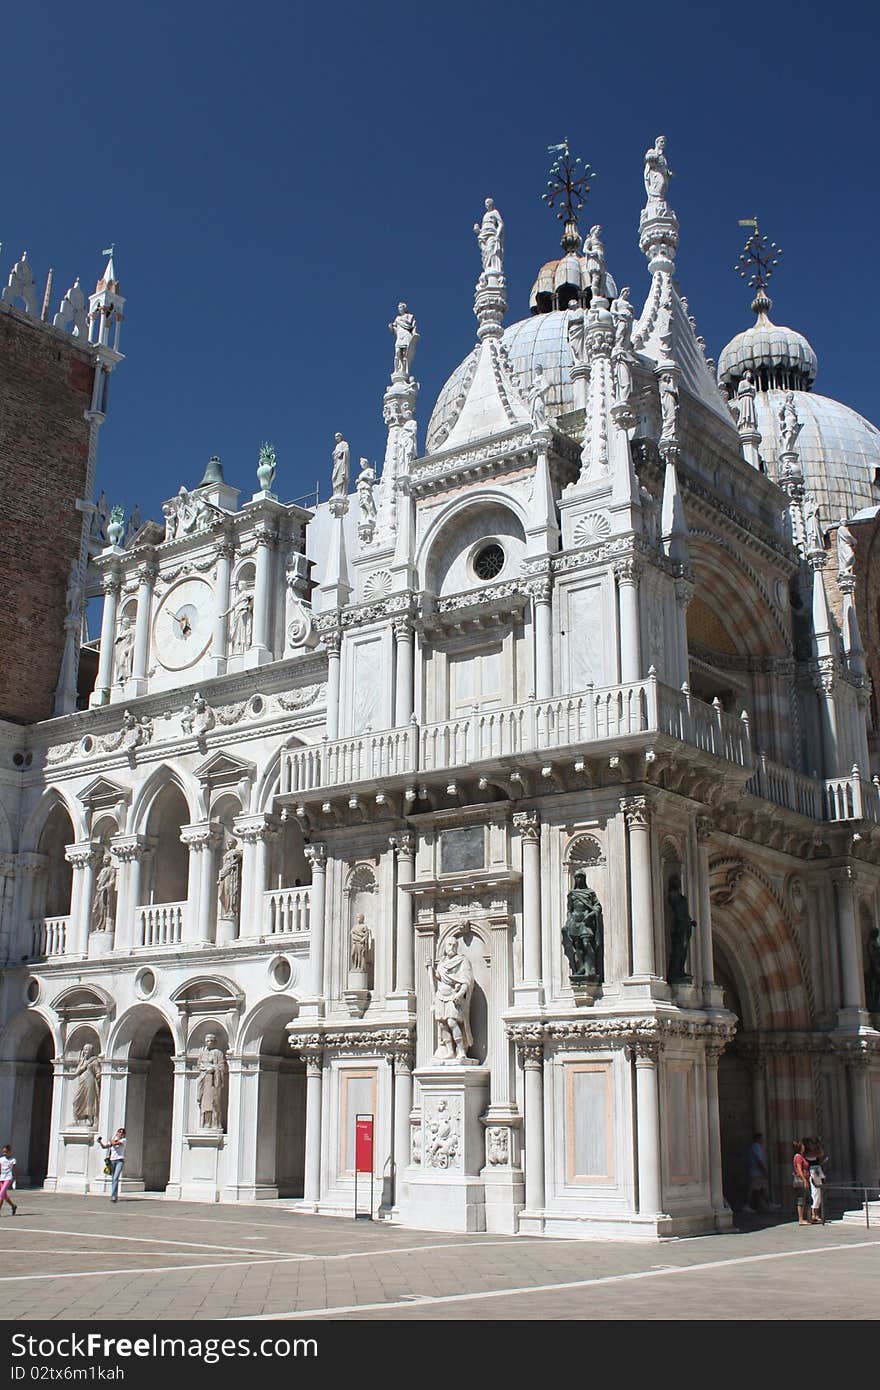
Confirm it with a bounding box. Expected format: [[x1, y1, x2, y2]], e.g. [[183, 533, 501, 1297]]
[[0, 1192, 876, 1320]]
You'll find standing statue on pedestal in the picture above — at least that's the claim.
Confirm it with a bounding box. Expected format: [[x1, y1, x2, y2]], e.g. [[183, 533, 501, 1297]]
[[527, 364, 550, 430], [217, 837, 242, 922], [222, 581, 254, 655], [114, 615, 135, 683], [583, 225, 607, 301], [428, 931, 475, 1063], [474, 198, 504, 280], [566, 298, 586, 365], [71, 1043, 101, 1127], [735, 369, 758, 432], [355, 460, 377, 542], [91, 852, 117, 933], [389, 303, 418, 380], [196, 1034, 227, 1130], [803, 494, 824, 554], [667, 874, 696, 983], [658, 372, 679, 441], [331, 433, 350, 498], [836, 519, 857, 579], [778, 392, 802, 454], [562, 871, 604, 982], [866, 925, 880, 1013], [349, 912, 371, 976], [643, 135, 673, 216]]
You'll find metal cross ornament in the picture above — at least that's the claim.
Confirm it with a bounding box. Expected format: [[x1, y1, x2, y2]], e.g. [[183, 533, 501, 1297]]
[[735, 218, 782, 295]]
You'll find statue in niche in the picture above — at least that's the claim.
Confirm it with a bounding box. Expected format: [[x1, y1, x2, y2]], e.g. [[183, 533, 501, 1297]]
[[778, 392, 802, 454], [389, 302, 418, 379], [196, 1034, 227, 1129], [667, 874, 696, 983], [395, 409, 418, 477], [71, 1042, 101, 1126], [866, 926, 880, 1013], [658, 372, 679, 441], [331, 433, 350, 498], [217, 837, 242, 921], [114, 615, 135, 683], [643, 135, 673, 214], [566, 299, 585, 365], [611, 286, 634, 354], [356, 460, 377, 541], [527, 364, 550, 429], [349, 912, 372, 976], [836, 519, 857, 579], [428, 930, 475, 1063], [735, 369, 758, 432], [803, 494, 824, 554], [474, 197, 504, 279], [562, 871, 604, 982], [222, 580, 254, 654], [91, 852, 117, 933], [583, 225, 607, 301]]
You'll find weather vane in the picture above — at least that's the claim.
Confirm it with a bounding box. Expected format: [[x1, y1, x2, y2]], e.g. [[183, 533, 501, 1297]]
[[735, 218, 782, 299], [543, 139, 596, 250]]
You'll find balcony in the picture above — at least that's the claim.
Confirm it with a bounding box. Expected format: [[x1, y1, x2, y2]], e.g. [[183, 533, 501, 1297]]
[[30, 916, 69, 959], [136, 902, 186, 948], [743, 754, 880, 825], [280, 675, 753, 798], [262, 886, 311, 936]]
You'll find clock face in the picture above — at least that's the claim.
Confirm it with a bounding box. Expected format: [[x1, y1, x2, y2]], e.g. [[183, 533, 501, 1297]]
[[153, 577, 213, 670]]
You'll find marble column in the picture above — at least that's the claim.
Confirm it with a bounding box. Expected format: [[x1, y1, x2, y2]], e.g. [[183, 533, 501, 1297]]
[[532, 579, 553, 701], [303, 843, 327, 1003], [324, 632, 342, 740], [615, 558, 641, 684], [12, 855, 46, 961], [91, 572, 121, 706], [705, 1044, 728, 1220], [847, 1053, 874, 1185], [622, 797, 657, 980], [694, 815, 718, 1004], [131, 559, 157, 685], [518, 1034, 545, 1218], [392, 1045, 414, 1207], [301, 1047, 324, 1210], [65, 842, 101, 957], [389, 833, 415, 1000], [109, 835, 153, 950], [233, 814, 280, 940], [393, 619, 415, 726], [833, 868, 866, 1017], [211, 538, 235, 671], [180, 823, 221, 944], [513, 810, 542, 1006], [630, 1040, 663, 1217], [251, 524, 277, 658]]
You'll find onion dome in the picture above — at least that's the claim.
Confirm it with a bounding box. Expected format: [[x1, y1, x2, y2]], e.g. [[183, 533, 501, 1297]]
[[718, 290, 817, 392]]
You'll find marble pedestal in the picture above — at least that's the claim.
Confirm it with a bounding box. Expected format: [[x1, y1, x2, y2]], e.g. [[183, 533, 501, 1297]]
[[170, 1131, 225, 1202], [401, 1065, 489, 1232]]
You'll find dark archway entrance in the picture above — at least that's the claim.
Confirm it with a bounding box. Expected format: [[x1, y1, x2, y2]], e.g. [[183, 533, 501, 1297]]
[[28, 1033, 54, 1185], [714, 947, 756, 1213], [142, 1027, 174, 1191]]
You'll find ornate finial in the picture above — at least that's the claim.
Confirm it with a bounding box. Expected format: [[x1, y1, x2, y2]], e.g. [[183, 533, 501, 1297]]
[[543, 139, 596, 252], [736, 218, 782, 316], [256, 442, 276, 494], [107, 505, 125, 547]]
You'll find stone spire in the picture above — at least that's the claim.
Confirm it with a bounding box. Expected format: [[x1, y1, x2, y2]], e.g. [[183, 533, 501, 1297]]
[[53, 277, 88, 338], [473, 197, 506, 339], [1, 252, 38, 316], [374, 303, 420, 552], [89, 250, 125, 352]]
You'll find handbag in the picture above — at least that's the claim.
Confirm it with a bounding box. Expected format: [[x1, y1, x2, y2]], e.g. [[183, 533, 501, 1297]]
[[103, 1156, 112, 1176]]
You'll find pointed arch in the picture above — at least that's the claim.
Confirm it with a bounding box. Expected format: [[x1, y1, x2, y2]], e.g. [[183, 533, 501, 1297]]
[[128, 763, 198, 835], [21, 786, 82, 853]]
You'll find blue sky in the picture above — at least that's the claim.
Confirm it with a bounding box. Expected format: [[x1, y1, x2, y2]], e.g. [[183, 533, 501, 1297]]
[[5, 0, 877, 523]]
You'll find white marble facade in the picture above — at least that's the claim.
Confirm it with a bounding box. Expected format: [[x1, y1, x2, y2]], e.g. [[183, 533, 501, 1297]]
[[2, 138, 880, 1237]]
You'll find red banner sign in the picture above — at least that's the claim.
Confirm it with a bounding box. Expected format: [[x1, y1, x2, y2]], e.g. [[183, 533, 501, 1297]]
[[355, 1115, 374, 1174]]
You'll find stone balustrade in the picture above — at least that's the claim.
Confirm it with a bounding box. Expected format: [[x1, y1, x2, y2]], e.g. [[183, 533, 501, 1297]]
[[31, 915, 69, 959], [136, 901, 186, 948], [263, 886, 311, 936]]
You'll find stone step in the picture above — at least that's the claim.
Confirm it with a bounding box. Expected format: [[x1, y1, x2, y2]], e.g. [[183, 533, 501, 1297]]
[[840, 1201, 880, 1225]]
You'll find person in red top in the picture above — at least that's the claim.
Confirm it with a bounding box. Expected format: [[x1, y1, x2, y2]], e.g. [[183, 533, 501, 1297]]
[[793, 1139, 811, 1225]]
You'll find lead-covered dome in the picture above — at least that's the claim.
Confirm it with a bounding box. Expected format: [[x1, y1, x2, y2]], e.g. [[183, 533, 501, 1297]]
[[717, 292, 817, 392], [755, 390, 880, 521]]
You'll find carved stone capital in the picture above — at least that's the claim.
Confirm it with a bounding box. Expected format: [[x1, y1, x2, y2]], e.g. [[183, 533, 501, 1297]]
[[695, 815, 714, 846], [389, 832, 415, 860], [507, 1024, 545, 1068], [304, 842, 327, 871], [393, 1047, 414, 1075], [620, 795, 650, 831], [109, 833, 155, 865], [512, 809, 540, 842], [254, 524, 278, 548], [64, 842, 103, 872], [521, 577, 552, 605], [625, 1038, 659, 1064], [613, 557, 641, 586], [214, 540, 236, 563], [136, 561, 158, 586], [180, 821, 222, 852], [102, 574, 122, 598], [392, 617, 413, 642], [232, 814, 281, 846], [323, 630, 342, 656]]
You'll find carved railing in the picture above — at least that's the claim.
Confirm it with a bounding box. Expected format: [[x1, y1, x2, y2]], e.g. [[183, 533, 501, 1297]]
[[824, 773, 880, 825], [263, 886, 311, 936], [745, 753, 825, 820], [281, 675, 753, 794], [31, 916, 69, 958], [136, 901, 185, 948]]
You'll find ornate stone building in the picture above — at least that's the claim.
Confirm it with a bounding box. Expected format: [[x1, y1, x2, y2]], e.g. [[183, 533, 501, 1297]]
[[1, 137, 878, 1236]]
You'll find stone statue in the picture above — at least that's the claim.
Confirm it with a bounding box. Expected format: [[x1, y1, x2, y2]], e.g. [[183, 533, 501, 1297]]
[[331, 433, 350, 498], [162, 500, 178, 542], [356, 460, 377, 540], [91, 852, 116, 933], [667, 874, 696, 983], [836, 519, 857, 578], [611, 287, 634, 355], [389, 303, 418, 379], [866, 925, 880, 1013], [120, 709, 152, 754], [736, 370, 758, 432], [643, 135, 673, 214], [257, 441, 277, 493], [779, 392, 802, 454], [217, 838, 242, 921], [424, 1099, 460, 1169], [395, 412, 418, 477], [114, 616, 135, 683], [658, 372, 679, 440], [527, 364, 550, 429], [562, 871, 604, 982], [71, 1043, 101, 1126], [428, 931, 475, 1063], [566, 299, 585, 365], [349, 912, 371, 975], [583, 225, 607, 301], [803, 494, 824, 553], [181, 690, 215, 740], [65, 562, 83, 619], [474, 197, 504, 279], [195, 1034, 227, 1130], [222, 582, 254, 654]]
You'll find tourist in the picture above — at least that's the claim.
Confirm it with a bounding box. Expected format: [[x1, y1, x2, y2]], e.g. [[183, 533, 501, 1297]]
[[97, 1127, 127, 1202], [0, 1145, 17, 1215], [806, 1137, 827, 1225], [745, 1132, 770, 1211], [793, 1139, 811, 1225]]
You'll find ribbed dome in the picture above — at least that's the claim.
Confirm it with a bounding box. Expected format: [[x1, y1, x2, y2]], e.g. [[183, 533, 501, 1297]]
[[426, 311, 579, 452], [718, 301, 818, 393], [755, 389, 880, 522], [529, 255, 617, 315]]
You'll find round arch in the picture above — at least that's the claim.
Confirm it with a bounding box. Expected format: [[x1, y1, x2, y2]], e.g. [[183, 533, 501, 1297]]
[[687, 532, 791, 659], [416, 489, 529, 595]]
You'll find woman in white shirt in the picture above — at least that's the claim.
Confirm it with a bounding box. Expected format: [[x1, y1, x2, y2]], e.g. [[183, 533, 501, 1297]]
[[0, 1145, 18, 1215], [97, 1128, 126, 1202]]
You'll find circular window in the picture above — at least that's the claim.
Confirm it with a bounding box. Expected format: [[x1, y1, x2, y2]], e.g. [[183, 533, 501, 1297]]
[[80, 736, 94, 754], [25, 978, 40, 1005], [12, 753, 23, 768], [268, 956, 295, 991], [473, 542, 505, 581], [134, 967, 157, 1000]]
